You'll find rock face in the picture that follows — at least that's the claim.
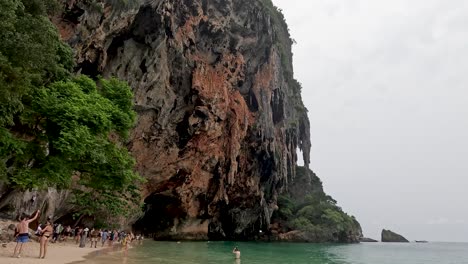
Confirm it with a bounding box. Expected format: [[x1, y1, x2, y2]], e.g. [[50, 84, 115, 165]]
[[381, 229, 409, 242], [0, 183, 72, 224], [0, 0, 361, 242], [0, 220, 17, 243], [51, 0, 312, 240], [360, 237, 378, 242]]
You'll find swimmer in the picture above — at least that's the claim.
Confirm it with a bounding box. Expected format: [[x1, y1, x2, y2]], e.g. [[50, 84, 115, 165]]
[[232, 246, 241, 259]]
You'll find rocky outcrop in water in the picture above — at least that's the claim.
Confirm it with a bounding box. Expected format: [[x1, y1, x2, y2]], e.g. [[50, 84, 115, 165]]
[[360, 237, 378, 242], [381, 229, 409, 242]]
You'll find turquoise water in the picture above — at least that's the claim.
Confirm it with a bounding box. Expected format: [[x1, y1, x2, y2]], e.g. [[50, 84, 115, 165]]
[[87, 241, 468, 264]]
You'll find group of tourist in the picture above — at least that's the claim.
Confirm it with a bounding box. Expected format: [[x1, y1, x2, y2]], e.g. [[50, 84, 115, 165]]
[[11, 210, 143, 259], [74, 227, 143, 250]]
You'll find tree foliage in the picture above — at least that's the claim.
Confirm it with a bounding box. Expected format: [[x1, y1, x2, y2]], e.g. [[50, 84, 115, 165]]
[[0, 0, 141, 220], [274, 166, 360, 239], [0, 0, 73, 127]]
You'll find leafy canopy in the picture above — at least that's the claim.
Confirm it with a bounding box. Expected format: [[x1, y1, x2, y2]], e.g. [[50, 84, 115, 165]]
[[0, 0, 73, 127]]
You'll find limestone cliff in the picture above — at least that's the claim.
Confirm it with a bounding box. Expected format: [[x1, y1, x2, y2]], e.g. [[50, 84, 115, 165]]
[[50, 0, 311, 240], [0, 0, 362, 242]]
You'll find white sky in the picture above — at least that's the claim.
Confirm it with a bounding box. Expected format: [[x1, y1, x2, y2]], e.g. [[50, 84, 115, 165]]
[[272, 0, 468, 242]]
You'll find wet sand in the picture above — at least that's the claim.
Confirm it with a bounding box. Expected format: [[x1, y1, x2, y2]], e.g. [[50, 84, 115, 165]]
[[0, 240, 117, 264]]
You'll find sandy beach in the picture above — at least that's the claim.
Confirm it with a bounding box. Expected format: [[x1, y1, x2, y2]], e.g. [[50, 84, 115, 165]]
[[0, 240, 106, 264]]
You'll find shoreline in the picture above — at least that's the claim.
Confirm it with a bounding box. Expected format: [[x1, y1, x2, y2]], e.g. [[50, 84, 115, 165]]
[[71, 243, 133, 264], [0, 239, 124, 264]]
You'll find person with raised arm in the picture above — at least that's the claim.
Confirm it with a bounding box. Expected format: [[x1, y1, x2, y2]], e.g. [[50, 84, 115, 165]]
[[232, 246, 241, 259], [12, 209, 40, 258]]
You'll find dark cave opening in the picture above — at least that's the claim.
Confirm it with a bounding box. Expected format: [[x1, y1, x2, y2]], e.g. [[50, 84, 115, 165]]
[[62, 5, 84, 24], [208, 202, 264, 241], [271, 89, 284, 124], [77, 59, 100, 78], [248, 89, 259, 112], [175, 112, 192, 149], [107, 33, 131, 63], [133, 193, 185, 238]]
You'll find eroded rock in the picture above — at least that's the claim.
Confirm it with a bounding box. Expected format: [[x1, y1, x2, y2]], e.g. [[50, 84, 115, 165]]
[[1, 0, 327, 241], [53, 0, 312, 240], [381, 229, 409, 242], [360, 237, 378, 242]]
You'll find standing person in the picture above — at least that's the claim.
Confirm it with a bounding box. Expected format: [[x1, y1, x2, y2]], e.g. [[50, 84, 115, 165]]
[[74, 226, 81, 244], [119, 231, 125, 243], [115, 230, 120, 244], [101, 229, 108, 247], [232, 247, 241, 259], [39, 218, 53, 259], [34, 223, 43, 242], [90, 228, 99, 248], [12, 210, 40, 258], [79, 227, 89, 248], [52, 223, 58, 243], [64, 225, 72, 241], [122, 234, 129, 256], [108, 229, 114, 246], [56, 223, 64, 242]]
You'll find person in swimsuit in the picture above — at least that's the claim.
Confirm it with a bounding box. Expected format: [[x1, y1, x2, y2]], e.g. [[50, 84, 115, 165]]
[[12, 210, 40, 258], [39, 219, 53, 259]]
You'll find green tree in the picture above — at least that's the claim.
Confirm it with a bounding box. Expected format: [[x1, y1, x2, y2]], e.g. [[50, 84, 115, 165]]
[[272, 166, 361, 241], [0, 0, 141, 220], [0, 0, 72, 127]]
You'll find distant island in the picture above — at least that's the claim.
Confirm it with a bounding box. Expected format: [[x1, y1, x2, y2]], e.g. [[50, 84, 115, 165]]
[[382, 229, 409, 242]]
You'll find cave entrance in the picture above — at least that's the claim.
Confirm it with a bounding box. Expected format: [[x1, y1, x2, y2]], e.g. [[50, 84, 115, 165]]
[[133, 193, 185, 238]]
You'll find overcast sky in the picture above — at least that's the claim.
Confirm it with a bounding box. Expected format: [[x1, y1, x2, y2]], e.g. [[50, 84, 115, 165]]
[[272, 0, 468, 242]]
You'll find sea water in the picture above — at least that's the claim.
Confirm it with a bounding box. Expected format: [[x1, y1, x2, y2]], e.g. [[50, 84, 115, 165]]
[[86, 241, 468, 264]]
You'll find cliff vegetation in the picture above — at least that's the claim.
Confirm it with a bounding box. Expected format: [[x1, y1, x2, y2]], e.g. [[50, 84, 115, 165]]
[[270, 167, 362, 242], [0, 0, 141, 223]]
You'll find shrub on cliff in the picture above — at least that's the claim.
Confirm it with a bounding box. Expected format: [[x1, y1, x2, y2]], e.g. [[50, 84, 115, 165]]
[[0, 0, 141, 220], [277, 192, 358, 234], [273, 166, 361, 242]]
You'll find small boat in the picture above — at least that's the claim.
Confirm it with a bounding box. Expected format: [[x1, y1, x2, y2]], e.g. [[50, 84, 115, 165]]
[[415, 240, 428, 243]]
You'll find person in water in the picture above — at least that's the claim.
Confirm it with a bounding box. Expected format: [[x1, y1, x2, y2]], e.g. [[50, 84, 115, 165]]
[[232, 246, 241, 259], [39, 218, 53, 259], [12, 210, 40, 258]]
